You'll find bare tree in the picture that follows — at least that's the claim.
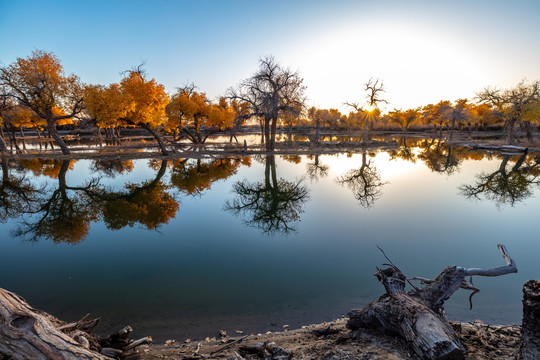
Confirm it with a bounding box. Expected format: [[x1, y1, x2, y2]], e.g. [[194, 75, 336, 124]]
[[345, 78, 387, 141], [229, 56, 306, 151], [477, 80, 540, 144], [364, 78, 388, 108]]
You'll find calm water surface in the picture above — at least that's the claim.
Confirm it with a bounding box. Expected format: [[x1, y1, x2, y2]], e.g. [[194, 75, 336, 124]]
[[1, 142, 539, 341]]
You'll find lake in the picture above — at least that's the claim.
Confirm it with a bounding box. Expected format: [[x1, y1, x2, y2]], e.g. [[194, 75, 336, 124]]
[[0, 139, 538, 342]]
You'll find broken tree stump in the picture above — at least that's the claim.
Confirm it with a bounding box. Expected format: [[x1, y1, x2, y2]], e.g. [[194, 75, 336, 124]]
[[0, 287, 151, 359], [347, 244, 517, 360], [517, 280, 540, 360]]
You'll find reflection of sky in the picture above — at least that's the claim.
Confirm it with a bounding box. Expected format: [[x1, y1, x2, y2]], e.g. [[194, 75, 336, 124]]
[[0, 152, 538, 341]]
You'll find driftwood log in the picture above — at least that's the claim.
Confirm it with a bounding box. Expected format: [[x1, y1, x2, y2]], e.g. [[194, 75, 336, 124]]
[[347, 244, 517, 360], [517, 280, 540, 360], [0, 287, 151, 359]]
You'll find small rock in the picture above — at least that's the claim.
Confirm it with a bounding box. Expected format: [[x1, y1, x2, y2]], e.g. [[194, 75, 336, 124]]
[[185, 338, 191, 343], [219, 330, 227, 337], [283, 325, 289, 328], [235, 330, 244, 334], [165, 339, 175, 346]]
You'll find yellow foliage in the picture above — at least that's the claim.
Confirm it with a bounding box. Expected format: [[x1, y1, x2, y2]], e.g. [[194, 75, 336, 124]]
[[166, 90, 234, 143], [102, 182, 179, 230], [19, 159, 76, 179], [120, 72, 168, 128], [170, 158, 245, 195], [0, 50, 83, 122], [84, 84, 130, 128]]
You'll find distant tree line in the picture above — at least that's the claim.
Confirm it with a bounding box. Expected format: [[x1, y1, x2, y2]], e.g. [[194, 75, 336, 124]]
[[1, 50, 539, 155]]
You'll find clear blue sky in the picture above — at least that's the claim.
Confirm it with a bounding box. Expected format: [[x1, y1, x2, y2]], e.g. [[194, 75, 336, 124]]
[[1, 0, 539, 111]]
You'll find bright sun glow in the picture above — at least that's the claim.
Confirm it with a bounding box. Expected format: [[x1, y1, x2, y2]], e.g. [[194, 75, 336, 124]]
[[295, 21, 487, 112], [366, 104, 375, 112]]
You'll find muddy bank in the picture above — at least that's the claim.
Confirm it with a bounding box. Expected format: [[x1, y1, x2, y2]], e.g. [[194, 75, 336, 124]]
[[135, 318, 521, 359]]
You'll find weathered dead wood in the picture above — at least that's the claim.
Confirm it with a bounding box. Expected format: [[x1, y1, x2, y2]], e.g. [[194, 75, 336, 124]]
[[210, 334, 249, 355], [239, 341, 292, 359], [0, 288, 109, 360], [517, 280, 540, 360], [347, 244, 517, 360], [464, 143, 528, 154], [57, 313, 100, 333], [0, 287, 152, 359]]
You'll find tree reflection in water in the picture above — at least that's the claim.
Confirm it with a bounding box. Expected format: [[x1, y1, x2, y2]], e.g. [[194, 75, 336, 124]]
[[305, 154, 329, 183], [337, 151, 385, 208], [13, 160, 100, 244], [225, 155, 309, 235], [460, 151, 540, 208], [12, 159, 180, 243], [91, 159, 135, 178], [99, 160, 178, 230], [418, 139, 461, 175], [0, 157, 41, 223], [388, 137, 417, 163], [170, 157, 250, 196]]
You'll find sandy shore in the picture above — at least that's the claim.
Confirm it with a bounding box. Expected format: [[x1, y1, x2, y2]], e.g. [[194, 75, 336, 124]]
[[133, 318, 521, 359]]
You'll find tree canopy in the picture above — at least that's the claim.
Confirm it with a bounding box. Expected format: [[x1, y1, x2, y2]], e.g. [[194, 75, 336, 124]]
[[0, 50, 84, 154]]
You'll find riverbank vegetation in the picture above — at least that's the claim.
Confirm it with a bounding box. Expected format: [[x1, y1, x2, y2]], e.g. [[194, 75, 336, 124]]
[[1, 51, 539, 157]]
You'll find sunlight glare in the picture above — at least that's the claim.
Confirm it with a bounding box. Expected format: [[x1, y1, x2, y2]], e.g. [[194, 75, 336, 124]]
[[295, 20, 485, 111]]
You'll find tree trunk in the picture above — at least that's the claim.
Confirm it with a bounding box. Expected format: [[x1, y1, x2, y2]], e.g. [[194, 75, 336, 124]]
[[269, 117, 277, 150], [517, 280, 540, 360], [523, 121, 533, 143], [264, 116, 271, 150], [47, 121, 71, 155], [506, 119, 516, 145], [315, 120, 320, 145], [347, 244, 517, 360], [348, 293, 464, 359], [363, 121, 369, 142], [0, 134, 8, 153], [140, 123, 169, 155]]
